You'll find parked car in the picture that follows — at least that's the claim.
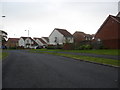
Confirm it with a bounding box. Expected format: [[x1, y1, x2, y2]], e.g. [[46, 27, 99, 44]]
[[36, 46, 43, 49]]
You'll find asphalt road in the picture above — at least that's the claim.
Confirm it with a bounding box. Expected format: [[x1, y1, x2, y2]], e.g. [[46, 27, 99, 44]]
[[2, 50, 118, 88]]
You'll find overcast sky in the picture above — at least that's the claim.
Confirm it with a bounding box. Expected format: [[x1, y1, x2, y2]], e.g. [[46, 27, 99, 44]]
[[0, 0, 119, 38]]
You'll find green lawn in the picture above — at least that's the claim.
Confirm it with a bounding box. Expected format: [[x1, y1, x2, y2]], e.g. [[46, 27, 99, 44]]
[[0, 52, 8, 60], [30, 50, 119, 67], [31, 49, 120, 56]]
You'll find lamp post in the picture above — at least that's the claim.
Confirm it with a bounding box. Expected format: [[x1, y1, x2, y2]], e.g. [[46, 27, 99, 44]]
[[25, 30, 29, 37], [25, 29, 30, 48], [2, 16, 6, 18]]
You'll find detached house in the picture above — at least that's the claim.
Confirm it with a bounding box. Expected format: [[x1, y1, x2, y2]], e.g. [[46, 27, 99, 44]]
[[49, 28, 74, 45], [18, 37, 38, 49], [34, 38, 47, 48], [95, 12, 120, 49], [6, 38, 19, 48], [73, 31, 94, 45], [41, 37, 49, 44]]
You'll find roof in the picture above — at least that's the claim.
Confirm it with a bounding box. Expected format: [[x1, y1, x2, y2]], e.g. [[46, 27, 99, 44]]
[[73, 31, 93, 38], [33, 38, 39, 40], [91, 34, 95, 37], [111, 15, 120, 23], [73, 31, 85, 35], [42, 37, 49, 42], [116, 12, 120, 17], [31, 40, 38, 46], [7, 38, 19, 42], [85, 34, 93, 38], [95, 15, 120, 37], [30, 38, 38, 46], [34, 38, 47, 44], [55, 28, 73, 37], [20, 37, 32, 40]]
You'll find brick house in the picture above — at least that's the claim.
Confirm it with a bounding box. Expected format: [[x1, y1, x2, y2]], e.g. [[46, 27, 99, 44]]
[[73, 31, 94, 46], [95, 12, 120, 49], [6, 38, 19, 48]]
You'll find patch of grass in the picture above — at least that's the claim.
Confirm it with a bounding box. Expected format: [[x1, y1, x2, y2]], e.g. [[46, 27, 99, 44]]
[[0, 52, 2, 60], [30, 50, 119, 67], [67, 49, 119, 56], [31, 49, 120, 56], [0, 52, 8, 60]]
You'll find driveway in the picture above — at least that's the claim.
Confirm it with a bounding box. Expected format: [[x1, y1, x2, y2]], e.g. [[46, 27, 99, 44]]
[[2, 50, 118, 88]]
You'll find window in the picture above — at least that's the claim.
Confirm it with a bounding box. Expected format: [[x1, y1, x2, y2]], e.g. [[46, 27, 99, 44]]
[[27, 40, 29, 43], [54, 37, 57, 43]]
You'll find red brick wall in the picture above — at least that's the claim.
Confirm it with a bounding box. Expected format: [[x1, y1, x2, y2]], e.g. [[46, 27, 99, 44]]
[[63, 43, 74, 50], [6, 41, 18, 48], [95, 16, 120, 49], [102, 39, 120, 49]]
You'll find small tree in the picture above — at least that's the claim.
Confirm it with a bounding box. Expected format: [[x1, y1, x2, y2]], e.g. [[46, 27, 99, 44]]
[[0, 30, 7, 49]]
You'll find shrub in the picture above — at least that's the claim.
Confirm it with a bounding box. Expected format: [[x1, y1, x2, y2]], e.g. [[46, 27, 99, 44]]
[[9, 47, 17, 49], [47, 45, 56, 49], [91, 40, 105, 49], [17, 46, 24, 49], [79, 45, 85, 50], [85, 44, 92, 49], [79, 44, 92, 50]]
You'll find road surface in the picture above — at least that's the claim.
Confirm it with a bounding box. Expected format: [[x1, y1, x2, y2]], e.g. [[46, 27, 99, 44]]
[[2, 50, 118, 88]]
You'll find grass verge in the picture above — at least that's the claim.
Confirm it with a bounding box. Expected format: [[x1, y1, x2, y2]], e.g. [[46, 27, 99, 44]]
[[30, 50, 119, 67], [31, 49, 120, 56], [0, 52, 8, 60]]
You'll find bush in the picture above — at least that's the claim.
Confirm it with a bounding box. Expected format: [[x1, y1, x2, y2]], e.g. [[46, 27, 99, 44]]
[[79, 44, 92, 50], [79, 45, 85, 50], [9, 47, 17, 49], [47, 45, 56, 49], [57, 45, 63, 49], [91, 40, 105, 49], [85, 44, 92, 49], [17, 46, 24, 49], [47, 44, 63, 49]]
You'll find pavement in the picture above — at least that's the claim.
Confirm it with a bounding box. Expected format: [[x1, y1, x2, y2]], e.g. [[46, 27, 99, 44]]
[[2, 50, 119, 88]]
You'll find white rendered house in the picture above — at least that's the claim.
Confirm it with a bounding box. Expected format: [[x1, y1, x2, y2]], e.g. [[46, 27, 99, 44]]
[[41, 37, 49, 44], [18, 37, 38, 48], [34, 38, 47, 48], [49, 28, 74, 45]]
